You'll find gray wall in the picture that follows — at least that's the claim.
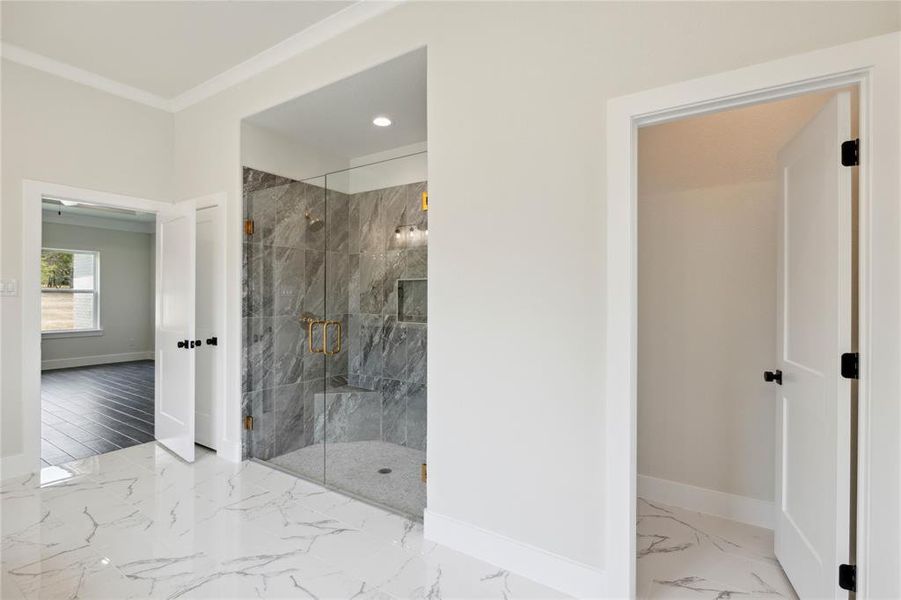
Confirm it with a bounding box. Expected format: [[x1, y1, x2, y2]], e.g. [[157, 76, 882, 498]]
[[41, 222, 155, 367], [241, 167, 428, 460]]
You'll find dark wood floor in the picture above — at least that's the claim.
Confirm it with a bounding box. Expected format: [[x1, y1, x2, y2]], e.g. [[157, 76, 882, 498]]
[[41, 360, 155, 466]]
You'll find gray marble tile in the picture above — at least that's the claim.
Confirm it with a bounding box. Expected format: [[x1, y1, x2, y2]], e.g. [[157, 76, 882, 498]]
[[243, 166, 292, 194], [401, 247, 427, 279], [357, 191, 383, 252], [348, 254, 361, 314], [409, 180, 428, 230], [302, 380, 324, 458], [304, 184, 327, 251], [248, 184, 285, 247], [249, 388, 275, 460], [326, 189, 349, 253], [398, 279, 427, 323], [302, 324, 325, 381], [314, 390, 382, 444], [243, 243, 274, 317], [325, 252, 349, 316], [382, 185, 409, 252], [404, 324, 427, 385], [348, 195, 361, 253], [303, 249, 326, 318], [273, 316, 304, 387], [273, 181, 306, 249], [359, 253, 385, 315], [379, 379, 408, 446], [274, 383, 305, 456], [360, 315, 385, 378], [273, 246, 304, 317], [382, 251, 404, 316], [242, 317, 274, 393], [324, 314, 348, 378], [382, 317, 408, 381], [406, 383, 427, 452]]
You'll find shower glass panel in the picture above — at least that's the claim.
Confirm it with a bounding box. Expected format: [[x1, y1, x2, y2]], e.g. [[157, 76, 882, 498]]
[[242, 153, 427, 518], [322, 153, 428, 517], [243, 171, 327, 484]]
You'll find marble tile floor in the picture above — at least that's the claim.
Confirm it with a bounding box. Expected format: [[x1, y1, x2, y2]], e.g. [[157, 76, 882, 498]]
[[637, 498, 798, 599], [0, 442, 567, 599], [270, 441, 426, 519]]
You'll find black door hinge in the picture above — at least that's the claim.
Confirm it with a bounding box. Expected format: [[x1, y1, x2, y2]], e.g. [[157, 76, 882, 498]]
[[841, 139, 859, 167], [244, 415, 254, 430], [839, 563, 856, 592], [841, 352, 859, 380]]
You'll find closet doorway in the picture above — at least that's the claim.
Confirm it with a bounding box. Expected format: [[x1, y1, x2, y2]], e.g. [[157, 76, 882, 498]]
[[635, 87, 858, 598]]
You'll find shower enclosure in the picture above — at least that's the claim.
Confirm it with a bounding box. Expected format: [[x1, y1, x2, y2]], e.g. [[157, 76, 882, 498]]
[[242, 153, 428, 517]]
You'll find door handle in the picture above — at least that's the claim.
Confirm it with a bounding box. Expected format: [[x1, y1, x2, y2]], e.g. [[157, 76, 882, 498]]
[[324, 320, 342, 355], [303, 318, 327, 354], [764, 369, 782, 385]]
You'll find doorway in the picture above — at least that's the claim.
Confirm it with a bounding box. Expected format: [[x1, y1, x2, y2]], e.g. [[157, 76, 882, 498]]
[[635, 88, 857, 598], [21, 182, 228, 474]]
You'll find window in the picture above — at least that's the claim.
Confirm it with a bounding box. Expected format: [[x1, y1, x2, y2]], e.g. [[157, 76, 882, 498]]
[[41, 249, 100, 334]]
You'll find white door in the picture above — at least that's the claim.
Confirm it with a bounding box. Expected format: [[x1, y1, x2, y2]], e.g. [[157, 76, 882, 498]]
[[194, 205, 220, 449], [774, 92, 852, 599], [155, 203, 197, 462]]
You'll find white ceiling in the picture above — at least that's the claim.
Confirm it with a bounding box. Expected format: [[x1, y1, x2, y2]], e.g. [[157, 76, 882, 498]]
[[638, 89, 850, 194], [245, 48, 426, 159], [0, 1, 354, 98]]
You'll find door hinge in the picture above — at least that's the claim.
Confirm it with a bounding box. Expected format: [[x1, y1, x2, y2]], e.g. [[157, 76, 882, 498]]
[[841, 139, 859, 167], [839, 564, 856, 592], [421, 463, 427, 483], [841, 352, 859, 380], [244, 219, 255, 235], [244, 415, 254, 430]]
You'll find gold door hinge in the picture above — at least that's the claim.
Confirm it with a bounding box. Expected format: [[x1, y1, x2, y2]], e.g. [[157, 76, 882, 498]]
[[244, 415, 254, 430], [421, 191, 428, 212], [421, 463, 427, 483], [244, 219, 255, 235]]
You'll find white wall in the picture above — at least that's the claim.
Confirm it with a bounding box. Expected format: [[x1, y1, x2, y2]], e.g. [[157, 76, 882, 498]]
[[638, 180, 778, 502], [1, 59, 173, 463], [170, 1, 901, 584], [40, 222, 155, 368], [347, 142, 428, 193], [240, 120, 348, 184]]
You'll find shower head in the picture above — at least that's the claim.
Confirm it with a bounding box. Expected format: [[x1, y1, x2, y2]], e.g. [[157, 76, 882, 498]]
[[305, 211, 324, 232]]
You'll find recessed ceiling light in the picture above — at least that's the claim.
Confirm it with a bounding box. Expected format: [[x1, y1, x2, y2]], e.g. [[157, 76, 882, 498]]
[[372, 116, 392, 127]]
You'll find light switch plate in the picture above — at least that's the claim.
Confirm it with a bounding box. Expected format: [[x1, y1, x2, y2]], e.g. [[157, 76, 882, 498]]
[[0, 279, 18, 296]]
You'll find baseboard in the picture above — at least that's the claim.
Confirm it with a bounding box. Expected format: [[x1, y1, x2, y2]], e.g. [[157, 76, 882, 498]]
[[215, 438, 243, 463], [0, 452, 39, 482], [638, 474, 774, 530], [41, 351, 154, 371], [423, 509, 606, 599]]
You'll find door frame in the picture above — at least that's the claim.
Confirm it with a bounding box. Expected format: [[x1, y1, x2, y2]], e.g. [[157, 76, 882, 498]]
[[19, 181, 229, 474], [604, 32, 900, 599]]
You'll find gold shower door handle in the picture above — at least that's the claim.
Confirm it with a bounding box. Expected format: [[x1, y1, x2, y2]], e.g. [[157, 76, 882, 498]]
[[303, 318, 327, 354], [324, 320, 342, 355]]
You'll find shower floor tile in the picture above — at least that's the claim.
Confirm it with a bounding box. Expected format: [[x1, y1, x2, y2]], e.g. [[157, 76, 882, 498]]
[[637, 497, 798, 599], [270, 440, 426, 517]]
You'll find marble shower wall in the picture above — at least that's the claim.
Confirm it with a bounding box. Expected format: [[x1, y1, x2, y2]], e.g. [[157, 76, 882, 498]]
[[242, 167, 428, 460], [241, 167, 349, 461], [346, 180, 428, 452]]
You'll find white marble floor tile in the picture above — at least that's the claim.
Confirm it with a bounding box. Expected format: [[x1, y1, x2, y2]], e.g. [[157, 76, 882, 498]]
[[637, 498, 798, 599], [1, 442, 571, 599]]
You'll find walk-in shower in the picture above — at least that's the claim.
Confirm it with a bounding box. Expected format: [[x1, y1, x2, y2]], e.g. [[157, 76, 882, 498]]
[[242, 152, 428, 517]]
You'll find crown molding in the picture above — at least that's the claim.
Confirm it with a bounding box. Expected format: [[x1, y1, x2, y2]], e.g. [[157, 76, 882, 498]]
[[0, 42, 174, 111], [1, 1, 399, 114], [169, 0, 400, 112]]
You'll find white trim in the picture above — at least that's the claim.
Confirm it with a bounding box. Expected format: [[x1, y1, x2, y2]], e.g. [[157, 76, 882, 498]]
[[0, 1, 399, 113], [169, 0, 400, 112], [638, 475, 774, 531], [42, 209, 156, 234], [21, 181, 172, 479], [605, 32, 900, 599], [41, 351, 153, 371], [0, 42, 171, 110], [42, 328, 104, 339], [423, 509, 606, 599]]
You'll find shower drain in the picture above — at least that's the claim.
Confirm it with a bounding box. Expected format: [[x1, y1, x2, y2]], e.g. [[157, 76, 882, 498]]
[[377, 468, 392, 474]]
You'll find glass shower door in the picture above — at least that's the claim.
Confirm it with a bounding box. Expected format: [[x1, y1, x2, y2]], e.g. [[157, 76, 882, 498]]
[[243, 170, 326, 484], [322, 154, 428, 517]]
